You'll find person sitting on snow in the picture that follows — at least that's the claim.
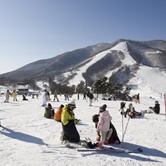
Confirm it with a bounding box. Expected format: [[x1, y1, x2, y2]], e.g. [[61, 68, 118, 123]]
[[147, 101, 160, 114], [44, 103, 54, 119], [54, 104, 64, 122], [22, 94, 28, 101], [124, 103, 144, 118]]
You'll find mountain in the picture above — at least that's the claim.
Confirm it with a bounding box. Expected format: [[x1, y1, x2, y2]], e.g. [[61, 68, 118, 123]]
[[0, 39, 166, 88]]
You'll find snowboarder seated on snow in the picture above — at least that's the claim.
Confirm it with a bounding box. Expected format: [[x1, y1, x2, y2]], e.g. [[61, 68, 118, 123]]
[[54, 104, 64, 122], [44, 103, 54, 119], [124, 103, 143, 118], [92, 106, 121, 144], [61, 100, 80, 143], [146, 101, 160, 114], [22, 94, 28, 101]]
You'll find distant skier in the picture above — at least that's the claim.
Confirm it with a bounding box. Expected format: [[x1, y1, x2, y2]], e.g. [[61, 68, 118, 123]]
[[4, 90, 10, 103], [87, 91, 94, 106], [42, 89, 47, 106], [12, 90, 17, 101], [135, 93, 140, 103], [53, 90, 59, 102]]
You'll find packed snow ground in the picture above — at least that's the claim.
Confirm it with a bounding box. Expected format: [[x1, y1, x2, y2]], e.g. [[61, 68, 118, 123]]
[[0, 93, 166, 166]]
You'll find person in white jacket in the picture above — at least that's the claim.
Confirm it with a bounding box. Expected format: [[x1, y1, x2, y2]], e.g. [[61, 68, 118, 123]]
[[42, 89, 47, 107], [97, 104, 112, 144]]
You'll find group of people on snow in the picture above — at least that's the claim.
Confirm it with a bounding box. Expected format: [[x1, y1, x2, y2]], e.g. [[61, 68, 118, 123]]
[[44, 100, 81, 142], [4, 90, 18, 103], [59, 102, 120, 145], [43, 97, 120, 145], [1, 87, 161, 148], [42, 90, 161, 146], [3, 89, 40, 103], [119, 100, 160, 119]]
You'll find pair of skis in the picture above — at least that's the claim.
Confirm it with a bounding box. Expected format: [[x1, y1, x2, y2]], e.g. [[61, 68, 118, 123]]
[[77, 146, 143, 154], [45, 139, 143, 154]]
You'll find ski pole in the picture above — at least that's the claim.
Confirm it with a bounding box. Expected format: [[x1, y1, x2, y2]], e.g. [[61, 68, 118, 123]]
[[122, 112, 124, 142], [120, 107, 125, 142], [121, 116, 130, 143], [164, 93, 166, 121]]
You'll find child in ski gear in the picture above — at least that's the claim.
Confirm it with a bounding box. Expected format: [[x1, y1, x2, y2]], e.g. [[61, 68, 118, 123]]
[[61, 100, 80, 143], [44, 103, 54, 119], [96, 104, 112, 144], [54, 104, 64, 122], [124, 103, 143, 118], [92, 114, 120, 144], [147, 101, 160, 114]]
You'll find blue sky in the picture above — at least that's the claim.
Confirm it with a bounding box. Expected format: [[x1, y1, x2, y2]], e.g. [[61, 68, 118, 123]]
[[0, 0, 166, 74]]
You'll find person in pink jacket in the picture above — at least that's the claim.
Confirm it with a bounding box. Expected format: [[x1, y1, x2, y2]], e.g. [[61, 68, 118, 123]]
[[97, 104, 112, 144]]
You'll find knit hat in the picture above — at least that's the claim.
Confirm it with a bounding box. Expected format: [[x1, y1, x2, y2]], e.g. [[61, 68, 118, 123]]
[[99, 104, 107, 112], [60, 104, 64, 108], [68, 100, 76, 108], [92, 114, 99, 123]]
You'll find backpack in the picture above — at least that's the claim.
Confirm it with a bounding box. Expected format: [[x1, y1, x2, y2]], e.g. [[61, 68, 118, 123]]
[[92, 114, 99, 123]]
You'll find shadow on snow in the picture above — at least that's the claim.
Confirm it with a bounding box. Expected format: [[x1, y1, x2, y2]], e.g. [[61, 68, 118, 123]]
[[81, 141, 166, 164], [1, 126, 44, 145]]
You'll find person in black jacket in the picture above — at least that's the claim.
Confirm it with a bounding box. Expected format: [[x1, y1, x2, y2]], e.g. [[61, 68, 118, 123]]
[[153, 101, 160, 114], [148, 101, 160, 114], [87, 91, 94, 106]]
